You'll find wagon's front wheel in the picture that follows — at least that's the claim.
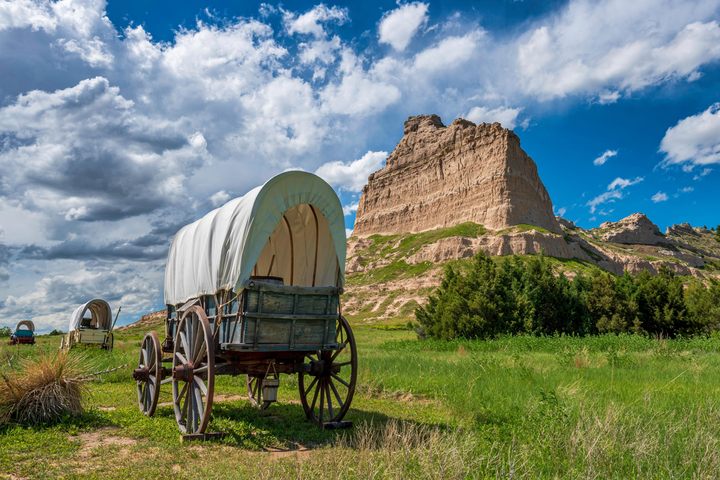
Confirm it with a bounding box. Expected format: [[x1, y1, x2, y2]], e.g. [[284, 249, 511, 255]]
[[135, 331, 161, 416], [298, 315, 357, 425], [172, 306, 215, 434]]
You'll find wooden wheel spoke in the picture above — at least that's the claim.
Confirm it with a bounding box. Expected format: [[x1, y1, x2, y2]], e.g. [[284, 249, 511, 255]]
[[334, 360, 352, 367], [192, 332, 205, 364], [193, 385, 204, 429], [310, 380, 321, 413], [330, 342, 348, 362], [194, 364, 208, 374], [328, 378, 344, 409], [184, 381, 192, 425], [176, 380, 189, 406], [194, 376, 208, 396], [193, 344, 206, 366], [191, 317, 199, 350], [185, 320, 192, 356], [318, 381, 325, 423], [304, 376, 319, 397], [175, 351, 188, 365], [325, 383, 334, 419], [142, 387, 147, 411], [142, 346, 149, 368], [179, 331, 190, 357], [330, 373, 350, 388]]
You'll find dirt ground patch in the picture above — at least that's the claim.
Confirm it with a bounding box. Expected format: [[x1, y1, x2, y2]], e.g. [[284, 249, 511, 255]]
[[213, 394, 246, 403], [72, 427, 137, 459]]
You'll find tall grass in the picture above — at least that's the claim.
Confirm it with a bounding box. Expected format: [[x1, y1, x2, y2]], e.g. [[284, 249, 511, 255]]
[[0, 352, 88, 425]]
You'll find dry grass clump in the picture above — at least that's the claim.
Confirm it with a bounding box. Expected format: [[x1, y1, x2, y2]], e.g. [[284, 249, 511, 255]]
[[0, 352, 88, 425], [332, 420, 483, 478]]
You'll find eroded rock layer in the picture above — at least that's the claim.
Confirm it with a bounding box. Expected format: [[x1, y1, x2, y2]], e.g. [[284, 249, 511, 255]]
[[353, 115, 561, 236]]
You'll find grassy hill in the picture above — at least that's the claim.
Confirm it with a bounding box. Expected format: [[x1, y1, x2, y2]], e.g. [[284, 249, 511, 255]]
[[343, 222, 720, 326]]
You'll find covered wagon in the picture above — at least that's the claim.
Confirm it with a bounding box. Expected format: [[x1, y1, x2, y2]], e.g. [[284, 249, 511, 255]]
[[134, 171, 357, 435], [61, 299, 117, 351], [10, 320, 35, 345]]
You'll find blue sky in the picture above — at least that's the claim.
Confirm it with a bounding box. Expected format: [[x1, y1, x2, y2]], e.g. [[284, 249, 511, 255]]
[[0, 0, 719, 330], [105, 0, 720, 231]]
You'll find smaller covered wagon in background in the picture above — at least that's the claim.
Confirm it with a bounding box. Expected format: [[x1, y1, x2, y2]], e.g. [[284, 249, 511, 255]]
[[61, 299, 119, 351], [9, 320, 35, 345], [134, 171, 357, 435]]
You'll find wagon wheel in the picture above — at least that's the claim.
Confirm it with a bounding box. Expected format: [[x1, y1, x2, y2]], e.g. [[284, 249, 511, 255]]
[[172, 306, 215, 434], [102, 332, 114, 351], [136, 331, 162, 416], [298, 316, 357, 425], [247, 375, 272, 410]]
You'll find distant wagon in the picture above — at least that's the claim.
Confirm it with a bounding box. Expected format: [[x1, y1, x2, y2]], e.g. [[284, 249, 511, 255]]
[[61, 299, 118, 351], [134, 171, 357, 435], [10, 320, 35, 345]]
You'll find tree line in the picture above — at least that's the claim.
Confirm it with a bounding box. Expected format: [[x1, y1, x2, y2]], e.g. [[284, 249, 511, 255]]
[[416, 253, 720, 340]]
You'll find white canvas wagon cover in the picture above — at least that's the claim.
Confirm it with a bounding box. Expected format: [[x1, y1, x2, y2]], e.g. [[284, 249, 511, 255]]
[[69, 299, 112, 332], [15, 320, 35, 332], [164, 171, 346, 306]]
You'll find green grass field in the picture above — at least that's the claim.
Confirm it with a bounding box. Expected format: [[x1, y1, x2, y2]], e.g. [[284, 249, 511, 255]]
[[2, 322, 720, 479]]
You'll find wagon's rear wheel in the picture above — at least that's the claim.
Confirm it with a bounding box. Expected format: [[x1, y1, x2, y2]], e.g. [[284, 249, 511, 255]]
[[102, 332, 114, 351], [298, 315, 357, 425], [172, 306, 214, 434], [247, 375, 272, 410], [136, 331, 161, 416]]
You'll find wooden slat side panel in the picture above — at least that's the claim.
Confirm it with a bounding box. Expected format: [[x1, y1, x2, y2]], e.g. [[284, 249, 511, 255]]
[[240, 318, 334, 347]]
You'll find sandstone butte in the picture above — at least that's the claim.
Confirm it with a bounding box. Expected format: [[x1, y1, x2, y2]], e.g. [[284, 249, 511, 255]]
[[343, 114, 720, 322], [353, 115, 562, 236]]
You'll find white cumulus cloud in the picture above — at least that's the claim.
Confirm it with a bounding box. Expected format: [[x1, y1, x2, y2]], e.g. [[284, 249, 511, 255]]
[[660, 103, 720, 168], [284, 4, 348, 37], [210, 190, 231, 206], [593, 149, 618, 166], [342, 202, 359, 216], [465, 106, 524, 130], [587, 176, 644, 213], [378, 2, 428, 52], [651, 191, 669, 203], [516, 1, 720, 100], [315, 151, 387, 191]]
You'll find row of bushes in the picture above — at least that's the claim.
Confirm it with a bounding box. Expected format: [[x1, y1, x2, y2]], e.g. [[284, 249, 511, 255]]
[[415, 254, 720, 340]]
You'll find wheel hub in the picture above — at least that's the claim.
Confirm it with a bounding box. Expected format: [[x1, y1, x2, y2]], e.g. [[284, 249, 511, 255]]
[[133, 366, 150, 382], [173, 363, 194, 382], [308, 359, 326, 376]]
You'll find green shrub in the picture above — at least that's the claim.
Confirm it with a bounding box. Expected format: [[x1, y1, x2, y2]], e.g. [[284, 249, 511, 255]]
[[417, 252, 720, 339], [0, 326, 11, 338], [416, 253, 590, 339]]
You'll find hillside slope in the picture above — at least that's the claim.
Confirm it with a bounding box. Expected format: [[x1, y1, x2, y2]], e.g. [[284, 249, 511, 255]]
[[343, 220, 720, 324]]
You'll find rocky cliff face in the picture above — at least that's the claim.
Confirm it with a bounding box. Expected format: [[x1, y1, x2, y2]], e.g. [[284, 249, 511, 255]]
[[598, 213, 668, 245], [353, 115, 561, 236], [342, 115, 720, 325]]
